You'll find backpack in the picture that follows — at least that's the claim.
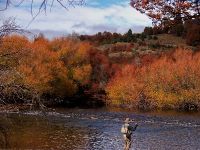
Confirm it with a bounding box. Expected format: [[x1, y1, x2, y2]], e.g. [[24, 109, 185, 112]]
[[121, 124, 133, 136], [121, 124, 128, 134]]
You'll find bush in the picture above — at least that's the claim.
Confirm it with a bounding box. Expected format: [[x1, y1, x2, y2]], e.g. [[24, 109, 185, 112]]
[[144, 27, 153, 35], [106, 65, 143, 107], [106, 49, 200, 111], [171, 24, 184, 36], [152, 35, 158, 40], [148, 35, 152, 40], [186, 24, 200, 46]]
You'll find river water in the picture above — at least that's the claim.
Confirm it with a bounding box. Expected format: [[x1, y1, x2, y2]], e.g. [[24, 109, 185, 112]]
[[0, 108, 199, 150]]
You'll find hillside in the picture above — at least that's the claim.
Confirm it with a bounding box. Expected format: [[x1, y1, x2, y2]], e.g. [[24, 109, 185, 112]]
[[92, 34, 195, 65]]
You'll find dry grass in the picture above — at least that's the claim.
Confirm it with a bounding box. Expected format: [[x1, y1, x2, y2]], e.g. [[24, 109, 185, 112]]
[[147, 34, 187, 47]]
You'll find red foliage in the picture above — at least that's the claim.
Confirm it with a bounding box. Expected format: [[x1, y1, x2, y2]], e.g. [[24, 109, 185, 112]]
[[89, 49, 111, 86]]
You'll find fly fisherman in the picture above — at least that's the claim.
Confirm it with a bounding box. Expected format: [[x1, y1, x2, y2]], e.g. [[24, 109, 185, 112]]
[[121, 118, 138, 150]]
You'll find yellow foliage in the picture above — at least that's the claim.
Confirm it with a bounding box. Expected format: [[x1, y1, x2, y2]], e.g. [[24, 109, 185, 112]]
[[106, 65, 143, 106], [17, 37, 76, 96], [73, 64, 92, 84], [106, 49, 200, 110]]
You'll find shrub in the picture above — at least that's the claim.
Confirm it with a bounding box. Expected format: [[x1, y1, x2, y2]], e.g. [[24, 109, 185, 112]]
[[152, 36, 158, 40], [186, 24, 200, 46], [144, 27, 153, 35], [106, 49, 200, 111], [171, 24, 184, 36], [106, 65, 143, 107]]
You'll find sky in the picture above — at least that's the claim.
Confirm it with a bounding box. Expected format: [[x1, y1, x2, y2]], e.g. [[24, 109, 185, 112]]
[[0, 0, 152, 38]]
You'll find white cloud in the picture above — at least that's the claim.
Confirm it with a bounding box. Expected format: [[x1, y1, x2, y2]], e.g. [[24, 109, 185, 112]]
[[1, 1, 152, 37]]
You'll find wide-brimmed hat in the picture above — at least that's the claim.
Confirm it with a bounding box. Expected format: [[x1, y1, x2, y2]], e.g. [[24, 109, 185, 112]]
[[124, 118, 131, 123]]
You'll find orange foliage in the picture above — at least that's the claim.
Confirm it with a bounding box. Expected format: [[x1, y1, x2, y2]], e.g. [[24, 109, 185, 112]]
[[2, 34, 200, 110], [144, 49, 200, 109], [89, 49, 111, 88], [106, 65, 143, 106], [0, 35, 29, 53], [106, 49, 200, 110], [17, 37, 77, 97], [73, 64, 92, 85], [0, 35, 30, 66], [0, 35, 30, 86], [51, 38, 92, 86]]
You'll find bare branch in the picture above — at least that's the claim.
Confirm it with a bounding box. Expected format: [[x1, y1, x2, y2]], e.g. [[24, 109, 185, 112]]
[[57, 0, 69, 10], [0, 0, 85, 28], [50, 0, 55, 12], [0, 18, 25, 38], [0, 0, 85, 12], [10, 0, 25, 7], [0, 0, 10, 11]]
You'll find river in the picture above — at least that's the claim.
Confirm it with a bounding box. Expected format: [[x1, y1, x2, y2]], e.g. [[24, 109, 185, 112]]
[[0, 108, 199, 150]]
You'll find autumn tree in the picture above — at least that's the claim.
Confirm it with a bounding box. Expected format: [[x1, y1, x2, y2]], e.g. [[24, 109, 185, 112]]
[[0, 18, 34, 106], [106, 48, 200, 111], [144, 27, 153, 35], [131, 0, 199, 26], [18, 36, 79, 107], [0, 35, 30, 104], [185, 20, 200, 45], [0, 18, 24, 39], [124, 29, 137, 42], [0, 34, 93, 107], [106, 65, 143, 107], [49, 37, 92, 99], [143, 49, 200, 110], [131, 0, 200, 40], [89, 49, 111, 87]]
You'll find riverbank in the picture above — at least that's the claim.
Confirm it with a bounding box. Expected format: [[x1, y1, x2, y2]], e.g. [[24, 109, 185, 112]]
[[0, 104, 31, 112], [1, 102, 200, 114]]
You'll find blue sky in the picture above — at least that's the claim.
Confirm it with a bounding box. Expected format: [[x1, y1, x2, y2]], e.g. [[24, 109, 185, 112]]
[[87, 0, 129, 7], [0, 0, 152, 38]]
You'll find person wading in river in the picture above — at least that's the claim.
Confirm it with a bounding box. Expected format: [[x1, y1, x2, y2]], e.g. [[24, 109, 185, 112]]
[[121, 118, 138, 150]]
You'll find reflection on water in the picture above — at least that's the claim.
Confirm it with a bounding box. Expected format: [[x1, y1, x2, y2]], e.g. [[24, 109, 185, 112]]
[[0, 109, 200, 150]]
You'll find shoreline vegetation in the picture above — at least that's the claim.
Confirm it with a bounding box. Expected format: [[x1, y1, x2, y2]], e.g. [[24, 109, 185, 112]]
[[0, 27, 200, 112], [106, 49, 200, 112], [0, 0, 200, 115]]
